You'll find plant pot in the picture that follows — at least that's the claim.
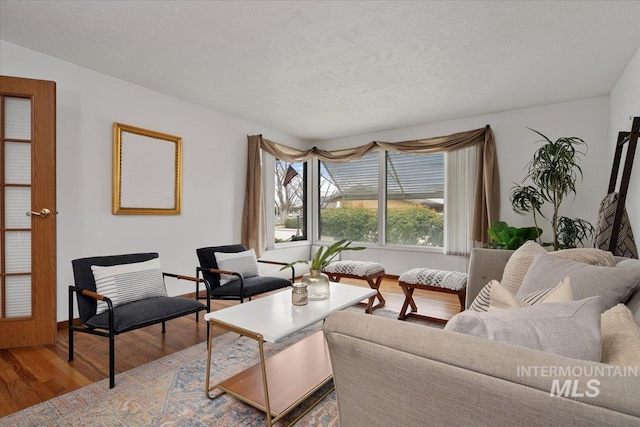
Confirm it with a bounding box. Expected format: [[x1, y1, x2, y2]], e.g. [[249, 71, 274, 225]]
[[302, 269, 330, 301]]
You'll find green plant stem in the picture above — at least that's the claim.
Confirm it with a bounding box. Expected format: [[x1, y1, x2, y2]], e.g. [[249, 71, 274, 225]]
[[532, 210, 542, 245], [552, 184, 559, 251]]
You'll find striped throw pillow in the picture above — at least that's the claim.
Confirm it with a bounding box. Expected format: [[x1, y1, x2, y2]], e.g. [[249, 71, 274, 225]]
[[91, 258, 167, 314], [214, 249, 260, 284], [469, 277, 572, 312]]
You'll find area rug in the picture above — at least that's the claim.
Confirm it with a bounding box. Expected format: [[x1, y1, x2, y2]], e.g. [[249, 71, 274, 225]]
[[1, 308, 443, 426]]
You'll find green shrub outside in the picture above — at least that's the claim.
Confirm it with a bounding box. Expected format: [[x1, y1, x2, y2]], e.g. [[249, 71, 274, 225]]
[[320, 205, 443, 246], [320, 205, 378, 243], [386, 205, 443, 246], [283, 217, 300, 228]]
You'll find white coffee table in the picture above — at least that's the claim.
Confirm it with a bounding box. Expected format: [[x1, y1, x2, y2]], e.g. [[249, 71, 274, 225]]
[[204, 282, 376, 427]]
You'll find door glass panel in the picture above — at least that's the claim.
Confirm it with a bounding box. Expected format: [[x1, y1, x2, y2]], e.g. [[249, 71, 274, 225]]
[[5, 142, 31, 184], [5, 276, 31, 318], [5, 187, 31, 228], [4, 97, 32, 140], [4, 231, 31, 273], [2, 96, 35, 322]]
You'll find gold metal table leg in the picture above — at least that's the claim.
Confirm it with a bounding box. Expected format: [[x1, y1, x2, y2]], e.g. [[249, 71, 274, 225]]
[[204, 319, 332, 426], [204, 320, 275, 426]]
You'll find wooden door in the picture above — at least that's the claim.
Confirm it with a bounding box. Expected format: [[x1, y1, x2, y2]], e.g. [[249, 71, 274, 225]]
[[0, 75, 56, 348]]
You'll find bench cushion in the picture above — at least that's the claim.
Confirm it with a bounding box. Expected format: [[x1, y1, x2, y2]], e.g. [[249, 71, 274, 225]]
[[85, 296, 205, 333], [323, 261, 385, 277], [400, 268, 467, 291]]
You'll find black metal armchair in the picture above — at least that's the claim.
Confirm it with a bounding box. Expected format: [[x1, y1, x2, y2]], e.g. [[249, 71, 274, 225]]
[[69, 252, 210, 388], [196, 244, 294, 303]]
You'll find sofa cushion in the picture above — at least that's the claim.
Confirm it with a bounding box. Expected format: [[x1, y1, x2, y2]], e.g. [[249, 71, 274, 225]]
[[214, 248, 259, 284], [601, 304, 640, 366], [91, 258, 167, 314], [445, 297, 603, 361], [518, 254, 640, 311], [468, 277, 572, 312]]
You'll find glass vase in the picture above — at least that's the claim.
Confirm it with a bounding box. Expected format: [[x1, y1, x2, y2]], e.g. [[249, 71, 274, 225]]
[[302, 269, 330, 300]]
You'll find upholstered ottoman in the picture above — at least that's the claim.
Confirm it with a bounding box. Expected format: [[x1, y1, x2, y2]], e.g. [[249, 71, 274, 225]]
[[323, 261, 386, 313], [398, 268, 467, 323]]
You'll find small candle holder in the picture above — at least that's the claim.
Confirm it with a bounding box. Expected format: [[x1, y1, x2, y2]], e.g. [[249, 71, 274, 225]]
[[291, 283, 308, 306]]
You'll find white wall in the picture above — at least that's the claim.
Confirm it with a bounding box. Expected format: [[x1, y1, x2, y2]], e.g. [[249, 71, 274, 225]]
[[320, 97, 611, 275], [610, 45, 640, 236], [0, 41, 307, 321]]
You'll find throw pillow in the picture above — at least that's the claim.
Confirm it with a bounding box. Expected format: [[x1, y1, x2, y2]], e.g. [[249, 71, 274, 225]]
[[467, 281, 494, 312], [489, 277, 572, 311], [601, 304, 640, 366], [468, 277, 572, 312], [91, 258, 167, 315], [499, 240, 547, 295], [499, 242, 615, 296], [445, 297, 603, 362], [214, 249, 260, 283], [517, 253, 640, 311], [551, 247, 615, 267]]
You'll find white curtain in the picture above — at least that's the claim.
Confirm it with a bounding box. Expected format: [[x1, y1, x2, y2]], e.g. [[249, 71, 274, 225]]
[[445, 146, 477, 256]]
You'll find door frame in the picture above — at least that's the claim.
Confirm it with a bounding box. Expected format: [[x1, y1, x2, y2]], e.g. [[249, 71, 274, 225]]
[[0, 75, 56, 348]]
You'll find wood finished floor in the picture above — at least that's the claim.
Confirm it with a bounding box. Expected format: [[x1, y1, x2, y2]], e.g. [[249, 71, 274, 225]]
[[0, 277, 461, 418]]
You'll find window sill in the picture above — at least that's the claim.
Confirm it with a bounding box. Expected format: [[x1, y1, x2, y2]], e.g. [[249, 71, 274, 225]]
[[274, 240, 311, 249], [313, 240, 445, 254]]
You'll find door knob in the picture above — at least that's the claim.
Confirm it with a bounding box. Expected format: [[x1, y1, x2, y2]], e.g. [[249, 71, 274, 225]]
[[26, 208, 51, 218]]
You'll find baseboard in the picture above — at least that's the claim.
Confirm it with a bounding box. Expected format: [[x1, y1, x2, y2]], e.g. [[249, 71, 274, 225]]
[[58, 318, 82, 330]]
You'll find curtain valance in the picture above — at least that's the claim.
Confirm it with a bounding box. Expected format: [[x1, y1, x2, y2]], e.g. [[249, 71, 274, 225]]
[[242, 126, 499, 256]]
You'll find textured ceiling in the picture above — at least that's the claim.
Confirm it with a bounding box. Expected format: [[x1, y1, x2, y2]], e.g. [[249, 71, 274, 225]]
[[2, 1, 640, 141]]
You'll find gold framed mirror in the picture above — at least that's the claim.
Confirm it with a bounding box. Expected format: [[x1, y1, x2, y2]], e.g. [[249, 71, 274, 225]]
[[112, 122, 182, 215]]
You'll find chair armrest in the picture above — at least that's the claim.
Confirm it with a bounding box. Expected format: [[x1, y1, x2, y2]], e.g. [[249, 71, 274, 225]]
[[68, 285, 115, 332], [163, 272, 211, 311], [196, 266, 242, 277], [257, 259, 288, 266], [69, 285, 108, 302], [163, 272, 205, 283], [82, 289, 108, 301]]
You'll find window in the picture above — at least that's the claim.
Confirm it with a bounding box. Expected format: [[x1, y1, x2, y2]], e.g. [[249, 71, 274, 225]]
[[319, 151, 379, 243], [317, 150, 445, 247], [274, 160, 307, 243], [385, 151, 444, 247]]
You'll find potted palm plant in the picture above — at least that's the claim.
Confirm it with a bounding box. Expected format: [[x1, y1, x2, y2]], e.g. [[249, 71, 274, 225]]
[[282, 240, 365, 300], [509, 129, 594, 250]]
